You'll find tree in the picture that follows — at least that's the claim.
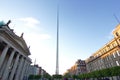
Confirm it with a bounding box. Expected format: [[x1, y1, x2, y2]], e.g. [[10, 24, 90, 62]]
[[52, 74, 63, 79], [28, 75, 41, 79]]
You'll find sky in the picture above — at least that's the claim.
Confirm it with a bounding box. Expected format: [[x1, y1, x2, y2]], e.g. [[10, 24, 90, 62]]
[[0, 0, 120, 75]]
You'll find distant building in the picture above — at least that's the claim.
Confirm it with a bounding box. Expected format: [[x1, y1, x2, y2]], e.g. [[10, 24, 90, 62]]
[[76, 59, 87, 75], [69, 64, 77, 75], [86, 24, 120, 73], [29, 65, 37, 75], [29, 64, 42, 75], [65, 59, 87, 76], [29, 64, 49, 77], [0, 21, 31, 80]]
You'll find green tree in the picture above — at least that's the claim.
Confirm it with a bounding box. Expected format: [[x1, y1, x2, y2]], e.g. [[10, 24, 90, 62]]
[[52, 74, 63, 79]]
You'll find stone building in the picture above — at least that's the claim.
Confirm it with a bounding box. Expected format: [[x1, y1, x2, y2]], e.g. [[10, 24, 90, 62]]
[[76, 59, 87, 75], [86, 24, 120, 73], [0, 21, 31, 80], [65, 59, 87, 76]]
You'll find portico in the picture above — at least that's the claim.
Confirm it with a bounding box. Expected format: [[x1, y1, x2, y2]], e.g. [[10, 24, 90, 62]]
[[0, 23, 31, 80]]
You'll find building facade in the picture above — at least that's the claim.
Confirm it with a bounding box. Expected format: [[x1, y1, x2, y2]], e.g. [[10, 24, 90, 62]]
[[86, 24, 120, 72], [65, 59, 87, 76], [29, 64, 42, 75], [0, 21, 31, 80], [76, 59, 87, 75]]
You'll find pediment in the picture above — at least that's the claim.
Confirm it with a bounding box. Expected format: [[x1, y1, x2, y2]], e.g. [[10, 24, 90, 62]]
[[13, 33, 30, 55], [0, 25, 30, 55], [15, 36, 29, 51]]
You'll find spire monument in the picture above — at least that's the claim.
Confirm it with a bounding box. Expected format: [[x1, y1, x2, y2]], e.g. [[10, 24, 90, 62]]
[[55, 3, 59, 75]]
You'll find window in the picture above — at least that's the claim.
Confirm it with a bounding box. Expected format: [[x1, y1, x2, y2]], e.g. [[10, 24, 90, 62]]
[[111, 63, 113, 67], [108, 55, 112, 60], [110, 45, 113, 49], [116, 32, 119, 37], [106, 56, 109, 61], [113, 52, 116, 58], [116, 61, 120, 66], [117, 51, 120, 56], [99, 52, 102, 56], [112, 43, 116, 47]]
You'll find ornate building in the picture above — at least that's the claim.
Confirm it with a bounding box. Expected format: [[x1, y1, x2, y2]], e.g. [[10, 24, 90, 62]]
[[76, 59, 87, 75], [65, 59, 87, 76], [0, 21, 31, 80], [86, 24, 120, 72]]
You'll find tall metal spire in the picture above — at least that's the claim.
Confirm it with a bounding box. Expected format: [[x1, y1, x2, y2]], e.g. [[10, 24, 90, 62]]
[[56, 3, 59, 75]]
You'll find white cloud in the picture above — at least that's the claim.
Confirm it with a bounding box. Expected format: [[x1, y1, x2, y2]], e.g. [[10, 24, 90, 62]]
[[24, 33, 51, 45], [10, 17, 51, 41], [38, 34, 51, 40], [18, 17, 40, 27]]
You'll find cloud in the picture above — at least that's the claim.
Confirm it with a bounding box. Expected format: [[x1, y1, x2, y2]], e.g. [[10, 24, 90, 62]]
[[18, 17, 40, 27], [10, 17, 51, 41], [10, 17, 51, 42], [25, 33, 51, 41], [38, 34, 51, 40]]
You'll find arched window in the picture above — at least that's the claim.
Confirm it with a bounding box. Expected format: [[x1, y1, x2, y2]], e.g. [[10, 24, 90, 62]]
[[116, 32, 119, 36]]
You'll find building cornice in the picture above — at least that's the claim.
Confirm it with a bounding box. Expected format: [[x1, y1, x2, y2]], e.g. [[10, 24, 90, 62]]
[[0, 27, 31, 56]]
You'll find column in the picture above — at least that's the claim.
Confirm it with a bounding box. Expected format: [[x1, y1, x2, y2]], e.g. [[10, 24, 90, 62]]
[[20, 60, 27, 80], [9, 53, 20, 80], [0, 56, 8, 78], [23, 62, 29, 80], [2, 50, 16, 80], [26, 64, 31, 80], [14, 56, 24, 80], [0, 45, 9, 69]]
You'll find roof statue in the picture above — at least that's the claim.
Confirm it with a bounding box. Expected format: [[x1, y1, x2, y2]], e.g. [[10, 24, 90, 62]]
[[0, 20, 11, 28], [28, 46, 30, 49], [0, 21, 5, 27], [6, 20, 11, 26], [20, 33, 24, 38]]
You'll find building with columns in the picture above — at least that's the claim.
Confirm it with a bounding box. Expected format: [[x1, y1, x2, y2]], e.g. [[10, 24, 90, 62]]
[[86, 24, 120, 73], [0, 21, 31, 80]]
